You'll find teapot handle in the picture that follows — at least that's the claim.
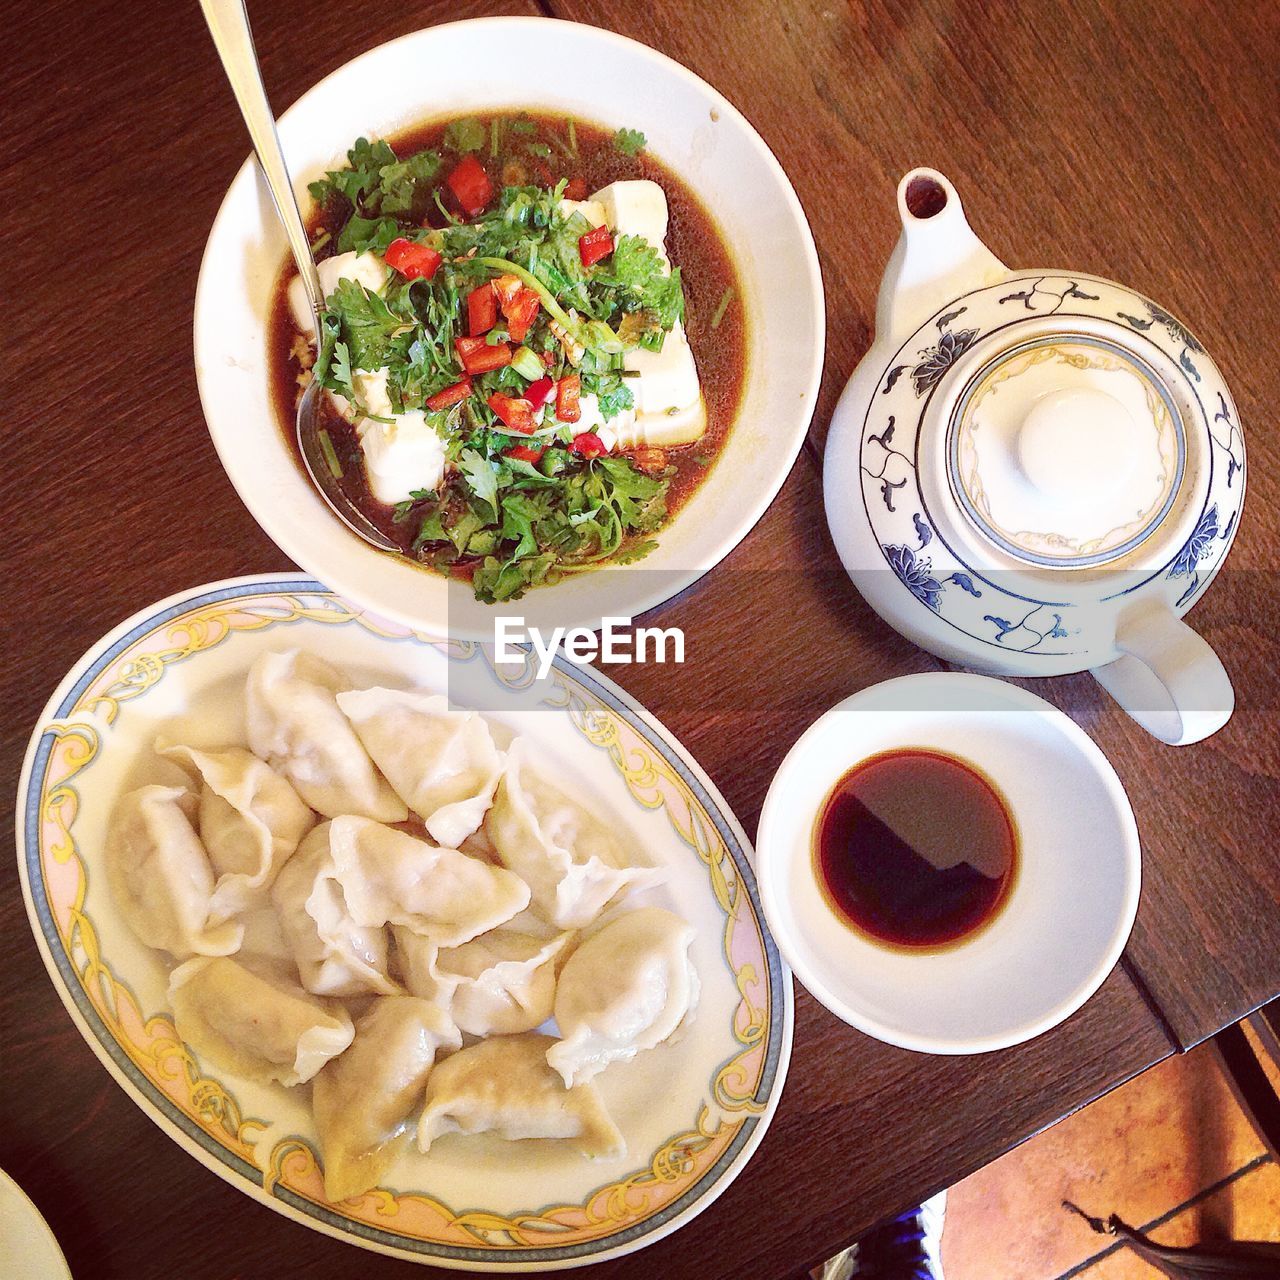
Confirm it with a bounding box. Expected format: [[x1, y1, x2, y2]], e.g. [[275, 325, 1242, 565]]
[[1091, 600, 1234, 745]]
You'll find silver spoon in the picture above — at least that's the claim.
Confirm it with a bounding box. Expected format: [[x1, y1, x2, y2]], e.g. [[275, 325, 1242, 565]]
[[200, 0, 398, 553]]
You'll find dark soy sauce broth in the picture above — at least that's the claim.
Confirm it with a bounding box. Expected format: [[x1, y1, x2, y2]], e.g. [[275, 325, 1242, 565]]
[[813, 749, 1018, 951]]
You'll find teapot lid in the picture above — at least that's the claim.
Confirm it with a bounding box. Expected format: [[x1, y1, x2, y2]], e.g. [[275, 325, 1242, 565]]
[[946, 334, 1185, 568]]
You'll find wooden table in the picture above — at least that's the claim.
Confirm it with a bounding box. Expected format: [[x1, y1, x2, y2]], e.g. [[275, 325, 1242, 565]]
[[2, 0, 1276, 1276]]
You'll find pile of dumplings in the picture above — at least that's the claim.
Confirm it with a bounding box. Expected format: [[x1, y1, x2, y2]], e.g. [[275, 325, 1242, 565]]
[[106, 649, 699, 1202]]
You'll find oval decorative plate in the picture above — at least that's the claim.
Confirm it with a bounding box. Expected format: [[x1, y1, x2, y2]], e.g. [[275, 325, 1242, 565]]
[[16, 574, 792, 1270]]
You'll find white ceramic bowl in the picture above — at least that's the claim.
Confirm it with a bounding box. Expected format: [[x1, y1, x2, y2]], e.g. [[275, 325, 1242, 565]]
[[756, 674, 1141, 1054], [195, 18, 824, 640]]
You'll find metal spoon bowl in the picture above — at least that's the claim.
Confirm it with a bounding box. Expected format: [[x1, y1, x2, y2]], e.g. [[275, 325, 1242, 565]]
[[294, 377, 399, 552], [200, 0, 398, 555]]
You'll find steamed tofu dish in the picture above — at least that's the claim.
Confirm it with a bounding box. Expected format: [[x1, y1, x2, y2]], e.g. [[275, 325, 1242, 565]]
[[273, 113, 745, 602]]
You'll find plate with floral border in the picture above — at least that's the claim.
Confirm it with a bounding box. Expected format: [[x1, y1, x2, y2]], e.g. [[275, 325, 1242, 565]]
[[15, 573, 792, 1270]]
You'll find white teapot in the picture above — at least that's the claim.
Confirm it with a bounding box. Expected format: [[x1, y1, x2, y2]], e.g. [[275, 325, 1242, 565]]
[[824, 170, 1245, 745]]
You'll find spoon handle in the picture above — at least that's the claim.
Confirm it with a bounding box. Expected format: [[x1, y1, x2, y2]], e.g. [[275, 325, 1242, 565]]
[[199, 0, 324, 321]]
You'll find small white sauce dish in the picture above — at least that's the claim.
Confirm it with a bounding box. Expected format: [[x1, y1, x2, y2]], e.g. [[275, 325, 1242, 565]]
[[756, 673, 1141, 1054]]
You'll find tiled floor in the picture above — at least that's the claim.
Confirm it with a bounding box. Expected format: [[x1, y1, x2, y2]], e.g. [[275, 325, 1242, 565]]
[[941, 1023, 1280, 1279]]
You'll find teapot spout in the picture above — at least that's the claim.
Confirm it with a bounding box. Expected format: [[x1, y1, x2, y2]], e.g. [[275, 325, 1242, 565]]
[[877, 169, 1008, 340]]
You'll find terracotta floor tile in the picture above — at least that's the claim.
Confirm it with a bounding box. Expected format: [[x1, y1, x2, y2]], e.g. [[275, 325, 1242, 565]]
[[940, 1040, 1269, 1280], [1081, 1158, 1280, 1279]]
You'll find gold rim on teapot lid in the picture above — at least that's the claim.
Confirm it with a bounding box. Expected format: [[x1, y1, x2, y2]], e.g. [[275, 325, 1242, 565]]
[[946, 334, 1186, 568]]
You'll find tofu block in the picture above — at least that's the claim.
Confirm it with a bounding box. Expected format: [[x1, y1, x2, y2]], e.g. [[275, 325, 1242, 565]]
[[580, 392, 638, 452], [589, 182, 705, 449], [621, 322, 705, 446], [590, 181, 670, 265], [624, 321, 700, 416], [357, 411, 446, 505], [288, 251, 390, 338], [352, 367, 394, 417], [559, 198, 607, 229], [327, 367, 446, 505], [605, 400, 708, 450]]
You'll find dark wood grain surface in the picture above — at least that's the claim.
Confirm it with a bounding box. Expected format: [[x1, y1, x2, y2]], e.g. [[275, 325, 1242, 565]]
[[2, 0, 1276, 1276], [549, 0, 1280, 1050]]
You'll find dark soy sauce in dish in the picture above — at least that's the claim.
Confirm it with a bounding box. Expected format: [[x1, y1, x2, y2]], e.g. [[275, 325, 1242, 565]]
[[813, 749, 1018, 951]]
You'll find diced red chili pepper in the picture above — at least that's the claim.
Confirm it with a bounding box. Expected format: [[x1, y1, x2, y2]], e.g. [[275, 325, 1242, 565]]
[[525, 376, 554, 410], [556, 374, 581, 423], [488, 393, 537, 433], [504, 287, 541, 342], [504, 443, 546, 464], [426, 378, 472, 411], [454, 336, 512, 375], [492, 274, 522, 308], [467, 283, 498, 337], [385, 237, 442, 280], [578, 224, 614, 268], [563, 176, 587, 201], [569, 431, 607, 458], [446, 154, 493, 218]]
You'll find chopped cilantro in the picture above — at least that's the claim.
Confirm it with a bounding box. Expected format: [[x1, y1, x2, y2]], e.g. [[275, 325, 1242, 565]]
[[324, 278, 410, 371], [614, 538, 658, 565], [391, 488, 436, 522], [308, 139, 440, 219], [594, 378, 635, 422], [413, 510, 447, 550], [603, 235, 684, 336], [458, 448, 500, 517], [337, 214, 400, 255], [444, 117, 486, 153], [374, 150, 442, 215], [613, 127, 646, 156], [329, 340, 355, 399]]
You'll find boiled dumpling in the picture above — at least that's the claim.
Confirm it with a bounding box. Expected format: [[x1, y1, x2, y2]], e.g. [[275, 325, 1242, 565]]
[[417, 1032, 624, 1159], [393, 926, 574, 1036], [245, 650, 405, 822], [168, 955, 353, 1086], [236, 903, 296, 966], [271, 822, 399, 997], [441, 929, 575, 1036], [547, 907, 698, 1087], [326, 816, 529, 946], [336, 687, 504, 848], [159, 744, 314, 918], [486, 739, 664, 929], [313, 997, 460, 1201], [105, 784, 242, 957], [391, 926, 450, 1004]]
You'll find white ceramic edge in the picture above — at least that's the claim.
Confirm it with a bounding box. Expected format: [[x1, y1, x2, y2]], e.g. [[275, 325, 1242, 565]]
[[755, 672, 1142, 1055], [193, 17, 826, 640], [14, 571, 794, 1270], [0, 1167, 72, 1280]]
